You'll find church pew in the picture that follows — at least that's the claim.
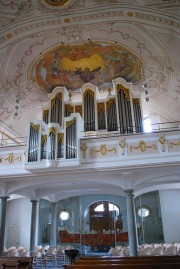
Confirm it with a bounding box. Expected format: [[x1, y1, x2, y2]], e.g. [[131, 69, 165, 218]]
[[0, 258, 32, 269], [63, 263, 180, 269]]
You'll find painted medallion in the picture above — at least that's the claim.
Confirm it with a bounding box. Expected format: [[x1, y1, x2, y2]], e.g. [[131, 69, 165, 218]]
[[31, 42, 141, 92], [44, 0, 70, 6]]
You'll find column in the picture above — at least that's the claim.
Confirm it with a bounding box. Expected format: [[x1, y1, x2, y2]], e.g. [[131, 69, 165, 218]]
[[124, 189, 138, 256], [30, 200, 38, 254], [50, 202, 57, 247], [0, 196, 9, 256]]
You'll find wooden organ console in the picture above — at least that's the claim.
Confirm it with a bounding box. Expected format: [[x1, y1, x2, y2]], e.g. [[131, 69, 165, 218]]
[[26, 78, 143, 163]]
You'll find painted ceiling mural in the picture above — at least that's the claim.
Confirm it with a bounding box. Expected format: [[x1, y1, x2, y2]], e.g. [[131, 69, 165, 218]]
[[44, 0, 70, 6], [31, 42, 141, 92]]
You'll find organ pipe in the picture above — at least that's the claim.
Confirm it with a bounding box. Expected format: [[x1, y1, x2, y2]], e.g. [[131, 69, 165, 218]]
[[41, 135, 47, 159], [66, 118, 77, 159], [48, 127, 56, 160], [133, 98, 143, 133], [97, 102, 106, 130], [28, 123, 40, 162], [57, 133, 64, 158], [83, 89, 95, 131]]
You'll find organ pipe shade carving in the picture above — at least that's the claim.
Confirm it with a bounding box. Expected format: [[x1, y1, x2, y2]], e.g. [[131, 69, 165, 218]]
[[117, 86, 133, 134], [97, 102, 106, 130], [75, 105, 82, 116], [83, 89, 95, 131], [41, 135, 47, 159], [133, 98, 143, 133], [64, 104, 74, 117], [43, 109, 49, 124], [66, 118, 77, 159], [28, 123, 40, 162], [106, 98, 118, 132], [57, 133, 64, 158], [50, 93, 63, 126], [117, 84, 130, 100]]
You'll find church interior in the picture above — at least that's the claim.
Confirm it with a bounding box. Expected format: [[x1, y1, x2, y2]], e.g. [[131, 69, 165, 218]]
[[0, 0, 180, 263]]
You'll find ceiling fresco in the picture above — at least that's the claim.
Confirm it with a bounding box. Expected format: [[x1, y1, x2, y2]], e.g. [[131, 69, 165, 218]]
[[31, 42, 141, 92], [44, 0, 70, 6]]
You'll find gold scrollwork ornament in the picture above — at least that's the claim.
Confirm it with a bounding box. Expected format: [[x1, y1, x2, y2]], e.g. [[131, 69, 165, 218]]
[[159, 136, 166, 152], [2, 153, 21, 163], [91, 144, 117, 156], [130, 140, 156, 152], [119, 139, 126, 155]]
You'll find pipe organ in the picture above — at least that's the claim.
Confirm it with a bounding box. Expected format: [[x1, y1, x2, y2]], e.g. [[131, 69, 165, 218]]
[[27, 78, 143, 163]]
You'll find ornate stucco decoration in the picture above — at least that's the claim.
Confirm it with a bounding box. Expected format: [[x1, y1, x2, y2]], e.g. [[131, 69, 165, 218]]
[[159, 136, 166, 152], [169, 139, 180, 149], [81, 143, 87, 158], [129, 140, 156, 153], [119, 139, 126, 155], [91, 144, 117, 156], [0, 153, 22, 164]]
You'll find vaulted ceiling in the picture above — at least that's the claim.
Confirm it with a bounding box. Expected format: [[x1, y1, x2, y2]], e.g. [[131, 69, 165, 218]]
[[0, 0, 180, 141]]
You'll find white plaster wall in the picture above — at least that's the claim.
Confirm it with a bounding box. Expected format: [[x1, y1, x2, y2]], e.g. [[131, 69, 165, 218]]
[[159, 189, 180, 243], [5, 198, 31, 248]]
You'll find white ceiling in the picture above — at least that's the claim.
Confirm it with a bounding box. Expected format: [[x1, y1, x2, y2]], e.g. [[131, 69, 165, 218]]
[[0, 0, 180, 201]]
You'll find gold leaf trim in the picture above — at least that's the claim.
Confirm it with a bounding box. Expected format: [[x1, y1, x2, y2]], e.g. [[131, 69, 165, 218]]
[[41, 135, 47, 144], [119, 139, 126, 155], [65, 104, 74, 113], [43, 109, 49, 117], [66, 117, 76, 128], [1, 153, 21, 163], [159, 136, 166, 152], [75, 105, 82, 116], [31, 124, 40, 132], [58, 133, 64, 143], [48, 127, 56, 135], [130, 140, 156, 152], [117, 84, 130, 100], [132, 98, 140, 105], [81, 143, 87, 152], [51, 93, 62, 109], [169, 140, 180, 148], [106, 98, 115, 109], [97, 102, 105, 114], [83, 89, 94, 99], [91, 144, 117, 156]]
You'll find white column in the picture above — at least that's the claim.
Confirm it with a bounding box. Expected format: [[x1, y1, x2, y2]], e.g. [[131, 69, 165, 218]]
[[30, 200, 38, 254], [50, 202, 57, 247], [0, 196, 9, 256], [124, 189, 138, 256]]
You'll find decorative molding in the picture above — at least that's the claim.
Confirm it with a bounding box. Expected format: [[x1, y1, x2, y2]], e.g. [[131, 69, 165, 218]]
[[169, 139, 180, 149], [129, 140, 156, 153], [0, 153, 22, 164], [119, 139, 126, 155], [159, 136, 166, 152], [91, 144, 117, 156]]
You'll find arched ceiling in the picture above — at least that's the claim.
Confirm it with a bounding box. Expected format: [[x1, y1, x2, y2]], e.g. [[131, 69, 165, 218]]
[[0, 0, 180, 201], [0, 0, 180, 138]]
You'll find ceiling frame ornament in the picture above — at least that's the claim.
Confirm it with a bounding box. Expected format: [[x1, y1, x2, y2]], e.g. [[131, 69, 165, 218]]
[[39, 0, 77, 9]]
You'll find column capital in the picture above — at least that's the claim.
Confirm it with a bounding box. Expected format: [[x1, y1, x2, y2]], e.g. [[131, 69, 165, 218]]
[[30, 200, 38, 204], [0, 196, 10, 200], [124, 189, 134, 195]]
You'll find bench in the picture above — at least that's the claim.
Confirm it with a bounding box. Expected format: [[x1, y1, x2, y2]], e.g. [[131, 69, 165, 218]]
[[62, 255, 180, 269], [0, 257, 33, 269]]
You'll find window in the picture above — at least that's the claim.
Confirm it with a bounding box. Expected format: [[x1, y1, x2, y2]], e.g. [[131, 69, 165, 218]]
[[137, 207, 150, 217], [59, 210, 70, 220], [143, 117, 152, 133]]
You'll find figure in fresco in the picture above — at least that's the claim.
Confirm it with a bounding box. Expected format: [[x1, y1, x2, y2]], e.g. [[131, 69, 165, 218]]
[[75, 66, 101, 83], [31, 42, 141, 92], [51, 53, 61, 76]]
